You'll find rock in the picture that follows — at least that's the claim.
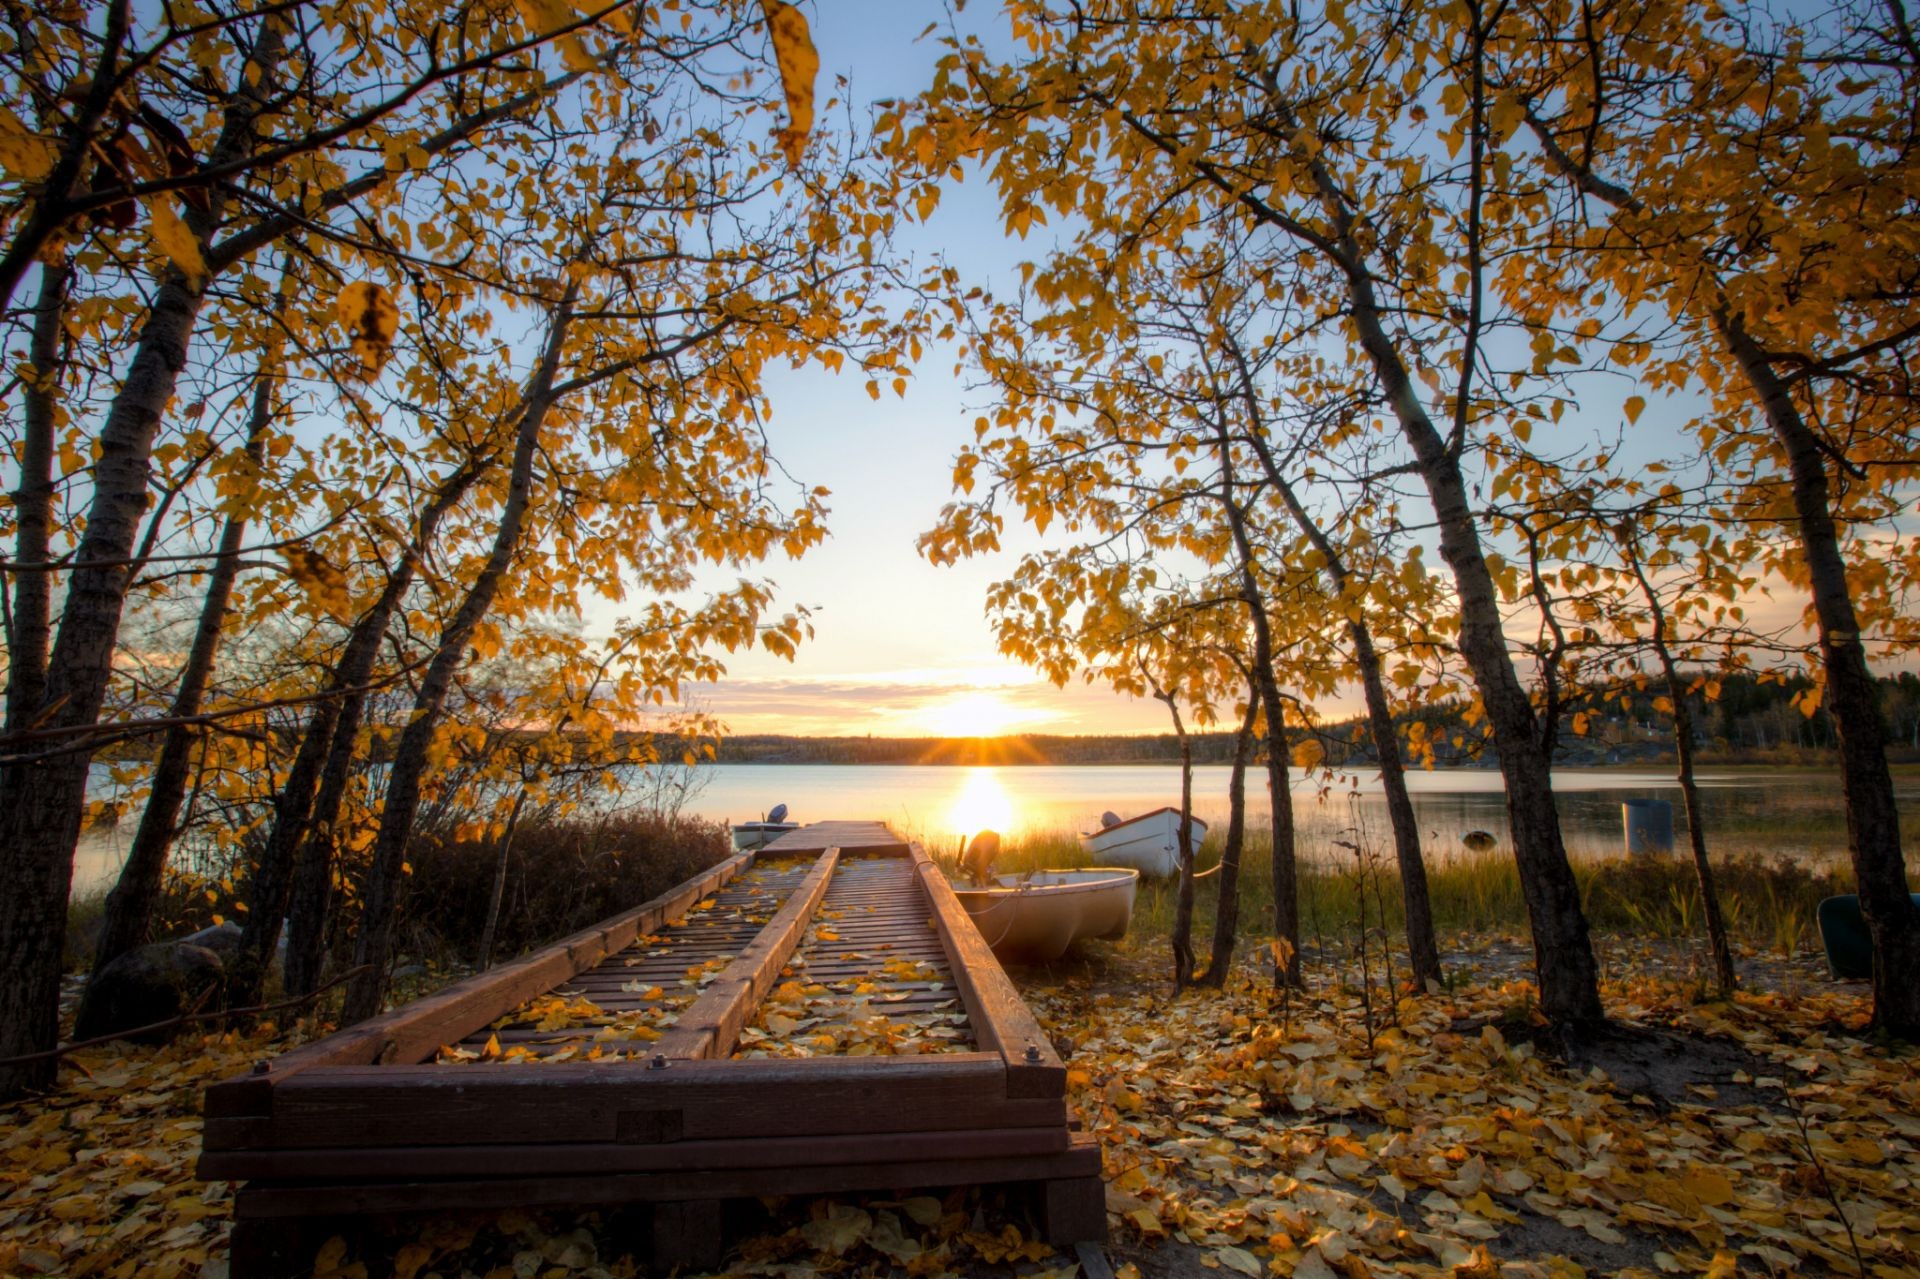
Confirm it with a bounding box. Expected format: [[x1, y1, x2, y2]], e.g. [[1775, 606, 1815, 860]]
[[179, 920, 244, 957], [73, 941, 225, 1043]]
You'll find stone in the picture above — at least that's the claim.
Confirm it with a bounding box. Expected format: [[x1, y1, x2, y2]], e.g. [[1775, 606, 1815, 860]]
[[73, 940, 225, 1043]]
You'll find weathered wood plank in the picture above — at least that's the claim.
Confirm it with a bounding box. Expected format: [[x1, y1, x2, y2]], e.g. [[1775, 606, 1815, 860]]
[[232, 1133, 1103, 1219], [650, 849, 840, 1060], [911, 843, 1065, 1098], [200, 1123, 1068, 1181], [209, 1054, 1067, 1151], [761, 821, 907, 856]]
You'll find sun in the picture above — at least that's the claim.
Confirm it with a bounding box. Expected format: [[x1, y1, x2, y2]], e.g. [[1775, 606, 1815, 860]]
[[921, 690, 1028, 738], [945, 767, 1016, 838]]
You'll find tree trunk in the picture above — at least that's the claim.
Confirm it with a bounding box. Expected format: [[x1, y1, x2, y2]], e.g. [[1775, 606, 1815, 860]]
[[5, 260, 70, 735], [1351, 619, 1444, 989], [1236, 415, 1444, 990], [1297, 159, 1601, 1026], [477, 791, 528, 970], [1720, 313, 1919, 1036], [0, 25, 285, 1098], [78, 368, 275, 1022], [242, 457, 486, 1002], [1211, 429, 1302, 986], [1200, 696, 1257, 987], [0, 276, 211, 1096], [1157, 681, 1199, 992], [1619, 525, 1737, 996], [342, 299, 572, 1023]]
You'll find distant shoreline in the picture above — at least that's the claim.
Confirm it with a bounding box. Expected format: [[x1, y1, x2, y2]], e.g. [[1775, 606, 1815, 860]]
[[703, 733, 1920, 770]]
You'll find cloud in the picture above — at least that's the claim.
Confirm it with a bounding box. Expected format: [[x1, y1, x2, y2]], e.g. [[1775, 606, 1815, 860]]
[[684, 668, 1162, 736]]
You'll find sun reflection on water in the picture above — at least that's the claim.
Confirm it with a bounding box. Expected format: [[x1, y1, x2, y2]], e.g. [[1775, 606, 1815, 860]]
[[943, 767, 1018, 842]]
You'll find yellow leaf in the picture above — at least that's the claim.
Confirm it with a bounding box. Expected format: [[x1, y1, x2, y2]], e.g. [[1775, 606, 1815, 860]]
[[1215, 1246, 1261, 1277], [512, 0, 593, 71], [391, 1243, 433, 1279], [760, 1, 818, 167], [335, 281, 399, 378], [282, 546, 350, 617], [1623, 395, 1646, 425], [1681, 1166, 1734, 1207], [0, 105, 55, 181], [145, 199, 206, 286], [1703, 1251, 1738, 1279]]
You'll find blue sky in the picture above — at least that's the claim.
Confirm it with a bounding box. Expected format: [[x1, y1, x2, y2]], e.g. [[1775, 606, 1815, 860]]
[[642, 2, 1181, 736]]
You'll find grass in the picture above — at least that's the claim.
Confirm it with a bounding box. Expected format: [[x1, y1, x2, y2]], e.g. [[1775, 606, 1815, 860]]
[[980, 819, 1866, 963]]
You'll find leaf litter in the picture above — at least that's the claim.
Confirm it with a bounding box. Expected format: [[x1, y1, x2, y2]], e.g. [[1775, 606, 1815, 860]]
[[4, 944, 1915, 1278], [433, 862, 805, 1065]]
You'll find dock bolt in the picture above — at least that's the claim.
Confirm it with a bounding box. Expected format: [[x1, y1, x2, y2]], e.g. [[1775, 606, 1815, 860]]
[[1024, 1045, 1042, 1063], [251, 1060, 270, 1075], [650, 1053, 668, 1069]]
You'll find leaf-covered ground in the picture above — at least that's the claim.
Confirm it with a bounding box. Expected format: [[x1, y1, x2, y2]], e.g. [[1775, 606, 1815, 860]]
[[2, 939, 1915, 1279]]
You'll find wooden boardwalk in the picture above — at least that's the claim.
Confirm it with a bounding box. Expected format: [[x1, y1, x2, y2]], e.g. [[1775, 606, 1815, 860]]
[[200, 823, 1102, 1276]]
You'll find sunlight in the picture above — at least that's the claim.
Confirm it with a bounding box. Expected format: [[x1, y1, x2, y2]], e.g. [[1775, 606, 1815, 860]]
[[945, 767, 1017, 840], [920, 690, 1030, 737]]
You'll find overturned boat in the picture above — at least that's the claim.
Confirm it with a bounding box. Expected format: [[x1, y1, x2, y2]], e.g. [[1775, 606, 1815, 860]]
[[1077, 807, 1206, 877], [955, 868, 1139, 962], [730, 803, 797, 851]]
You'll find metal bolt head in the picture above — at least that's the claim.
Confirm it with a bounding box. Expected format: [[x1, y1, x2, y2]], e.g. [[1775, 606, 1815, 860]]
[[251, 1060, 270, 1076], [1024, 1044, 1042, 1063], [650, 1053, 668, 1069]]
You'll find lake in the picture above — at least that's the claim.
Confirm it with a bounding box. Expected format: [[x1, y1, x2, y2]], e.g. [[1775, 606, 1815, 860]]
[[73, 761, 1914, 897], [676, 763, 1915, 862]]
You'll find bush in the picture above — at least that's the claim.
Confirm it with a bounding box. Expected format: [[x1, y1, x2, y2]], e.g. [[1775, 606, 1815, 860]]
[[396, 810, 732, 966]]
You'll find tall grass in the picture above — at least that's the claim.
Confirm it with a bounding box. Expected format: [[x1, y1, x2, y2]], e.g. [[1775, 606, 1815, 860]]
[[988, 821, 1864, 959]]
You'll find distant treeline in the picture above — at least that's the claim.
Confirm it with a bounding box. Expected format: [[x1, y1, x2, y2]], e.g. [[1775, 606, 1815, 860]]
[[695, 670, 1920, 767]]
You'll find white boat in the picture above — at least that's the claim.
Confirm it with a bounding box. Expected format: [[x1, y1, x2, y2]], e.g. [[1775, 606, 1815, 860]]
[[1076, 807, 1207, 877], [730, 820, 798, 851], [954, 869, 1139, 962]]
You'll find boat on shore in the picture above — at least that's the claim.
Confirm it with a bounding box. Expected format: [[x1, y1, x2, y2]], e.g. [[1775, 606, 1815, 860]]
[[731, 804, 797, 851], [1077, 807, 1206, 877], [954, 868, 1139, 962]]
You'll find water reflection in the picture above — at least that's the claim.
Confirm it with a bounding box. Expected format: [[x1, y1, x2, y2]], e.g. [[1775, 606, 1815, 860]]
[[943, 767, 1017, 843]]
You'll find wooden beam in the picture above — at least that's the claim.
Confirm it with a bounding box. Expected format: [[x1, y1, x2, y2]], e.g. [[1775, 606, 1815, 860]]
[[650, 849, 839, 1060], [208, 1054, 1067, 1151], [200, 1123, 1068, 1181], [232, 1132, 1103, 1219], [911, 842, 1065, 1098]]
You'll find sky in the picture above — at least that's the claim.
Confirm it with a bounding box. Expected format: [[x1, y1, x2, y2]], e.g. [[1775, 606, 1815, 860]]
[[644, 2, 1182, 739]]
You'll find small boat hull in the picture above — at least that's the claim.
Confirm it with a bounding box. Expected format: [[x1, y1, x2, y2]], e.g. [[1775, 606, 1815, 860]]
[[955, 869, 1139, 962], [1077, 807, 1207, 877], [730, 821, 798, 851]]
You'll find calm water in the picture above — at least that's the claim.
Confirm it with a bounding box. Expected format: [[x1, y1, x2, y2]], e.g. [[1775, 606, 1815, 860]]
[[673, 762, 1911, 863], [74, 762, 1914, 896]]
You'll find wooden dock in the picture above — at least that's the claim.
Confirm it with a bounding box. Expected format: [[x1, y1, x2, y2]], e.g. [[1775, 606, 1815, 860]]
[[200, 823, 1103, 1275]]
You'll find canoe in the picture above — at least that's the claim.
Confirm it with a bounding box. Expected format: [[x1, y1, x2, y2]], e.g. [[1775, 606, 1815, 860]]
[[1077, 807, 1207, 877], [729, 820, 798, 851], [954, 869, 1139, 962]]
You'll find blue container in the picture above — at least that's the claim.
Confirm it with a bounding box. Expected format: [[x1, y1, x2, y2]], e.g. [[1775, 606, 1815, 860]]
[[1621, 798, 1674, 856]]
